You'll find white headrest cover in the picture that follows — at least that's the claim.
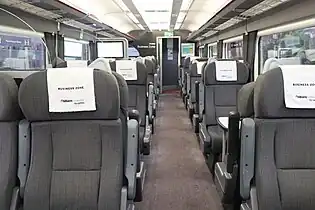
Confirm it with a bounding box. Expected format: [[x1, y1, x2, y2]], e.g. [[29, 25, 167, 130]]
[[88, 58, 112, 73], [215, 60, 237, 81], [47, 67, 96, 112], [281, 65, 315, 108], [116, 60, 138, 81]]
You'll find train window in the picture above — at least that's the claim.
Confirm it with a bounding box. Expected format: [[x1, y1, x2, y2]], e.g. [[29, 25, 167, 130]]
[[64, 38, 90, 61], [259, 26, 315, 72], [208, 45, 217, 58], [225, 41, 243, 59], [0, 32, 46, 70]]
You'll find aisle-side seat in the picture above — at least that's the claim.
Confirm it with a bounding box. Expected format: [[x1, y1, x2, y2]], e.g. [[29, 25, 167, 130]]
[[112, 72, 145, 202], [0, 74, 21, 210], [214, 82, 255, 208], [240, 66, 315, 210], [199, 60, 249, 173], [194, 57, 217, 134], [17, 68, 133, 210], [188, 58, 208, 121], [181, 56, 191, 106], [144, 57, 156, 132], [112, 59, 152, 156]]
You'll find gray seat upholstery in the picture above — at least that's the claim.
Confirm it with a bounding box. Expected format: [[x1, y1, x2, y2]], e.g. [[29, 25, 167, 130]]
[[188, 58, 208, 116], [243, 67, 315, 210], [213, 81, 255, 207], [0, 74, 20, 210], [110, 60, 151, 155], [237, 82, 255, 118], [18, 69, 125, 210], [199, 60, 249, 172]]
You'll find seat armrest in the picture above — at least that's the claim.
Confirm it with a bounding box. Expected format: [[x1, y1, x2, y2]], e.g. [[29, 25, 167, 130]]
[[195, 81, 200, 114], [18, 119, 31, 198], [129, 109, 140, 122], [126, 119, 139, 200], [226, 112, 240, 173], [10, 187, 20, 210], [240, 118, 255, 200], [147, 83, 154, 121]]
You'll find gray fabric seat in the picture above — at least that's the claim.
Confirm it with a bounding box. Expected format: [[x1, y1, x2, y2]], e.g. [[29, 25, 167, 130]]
[[199, 60, 249, 173], [188, 58, 208, 119], [0, 74, 20, 210], [213, 81, 255, 207], [242, 67, 315, 210], [18, 69, 125, 210], [110, 60, 151, 155]]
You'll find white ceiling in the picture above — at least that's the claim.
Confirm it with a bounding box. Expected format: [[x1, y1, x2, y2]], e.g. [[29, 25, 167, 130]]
[[58, 0, 233, 33]]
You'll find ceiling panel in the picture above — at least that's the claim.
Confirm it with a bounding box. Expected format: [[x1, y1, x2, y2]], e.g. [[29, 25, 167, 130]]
[[132, 0, 173, 30], [181, 0, 232, 31], [58, 0, 139, 33]]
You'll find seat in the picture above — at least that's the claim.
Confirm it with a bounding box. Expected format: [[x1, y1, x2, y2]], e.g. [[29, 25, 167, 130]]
[[18, 68, 132, 210], [199, 60, 249, 173], [181, 56, 191, 105], [144, 57, 156, 131], [0, 74, 20, 210], [240, 66, 315, 210], [214, 82, 255, 209], [188, 58, 208, 130], [195, 58, 217, 134], [111, 59, 152, 156], [111, 71, 145, 202]]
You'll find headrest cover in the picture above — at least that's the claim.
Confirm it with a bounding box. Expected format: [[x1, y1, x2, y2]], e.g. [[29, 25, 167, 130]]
[[204, 60, 249, 85], [207, 57, 216, 64], [19, 69, 120, 121], [190, 60, 207, 76], [237, 82, 255, 118], [112, 71, 128, 109], [116, 60, 138, 81], [88, 58, 112, 73], [254, 67, 315, 118], [47, 68, 97, 113], [262, 58, 281, 74], [215, 61, 237, 81], [281, 65, 315, 109], [0, 74, 21, 121]]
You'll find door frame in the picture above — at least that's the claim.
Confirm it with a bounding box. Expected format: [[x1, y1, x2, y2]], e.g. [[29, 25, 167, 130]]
[[156, 36, 181, 92]]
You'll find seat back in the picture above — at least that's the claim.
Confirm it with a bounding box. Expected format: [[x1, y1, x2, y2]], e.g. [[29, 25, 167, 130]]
[[189, 58, 208, 104], [0, 74, 20, 210], [19, 68, 123, 209], [237, 82, 255, 118], [112, 71, 129, 165], [111, 60, 147, 127], [203, 60, 249, 126], [252, 66, 315, 210]]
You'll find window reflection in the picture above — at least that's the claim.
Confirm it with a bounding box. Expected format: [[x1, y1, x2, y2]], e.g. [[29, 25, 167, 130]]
[[260, 26, 315, 72], [0, 32, 45, 70]]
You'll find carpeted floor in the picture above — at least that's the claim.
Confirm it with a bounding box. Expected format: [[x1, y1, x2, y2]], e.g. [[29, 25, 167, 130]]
[[137, 93, 223, 210]]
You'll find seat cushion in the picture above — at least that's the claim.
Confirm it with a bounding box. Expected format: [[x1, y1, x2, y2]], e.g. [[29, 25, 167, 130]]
[[207, 125, 223, 154]]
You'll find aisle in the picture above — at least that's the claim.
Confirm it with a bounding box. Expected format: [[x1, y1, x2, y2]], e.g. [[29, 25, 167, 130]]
[[137, 93, 223, 210]]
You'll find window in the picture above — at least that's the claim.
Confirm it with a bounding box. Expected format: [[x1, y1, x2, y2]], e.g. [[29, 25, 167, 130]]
[[259, 26, 315, 72], [225, 41, 243, 59], [64, 38, 90, 61], [0, 32, 46, 70], [208, 45, 218, 58]]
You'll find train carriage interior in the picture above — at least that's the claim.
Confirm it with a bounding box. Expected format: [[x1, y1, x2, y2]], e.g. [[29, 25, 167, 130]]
[[0, 0, 315, 209]]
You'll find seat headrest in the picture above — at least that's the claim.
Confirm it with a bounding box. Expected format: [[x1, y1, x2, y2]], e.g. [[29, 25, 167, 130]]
[[52, 57, 67, 68], [203, 60, 249, 85], [112, 71, 128, 109], [190, 59, 208, 76], [207, 57, 217, 64], [0, 74, 21, 121], [144, 57, 155, 74], [19, 68, 120, 121], [110, 60, 147, 85], [237, 82, 255, 118], [254, 66, 315, 118], [88, 58, 112, 73]]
